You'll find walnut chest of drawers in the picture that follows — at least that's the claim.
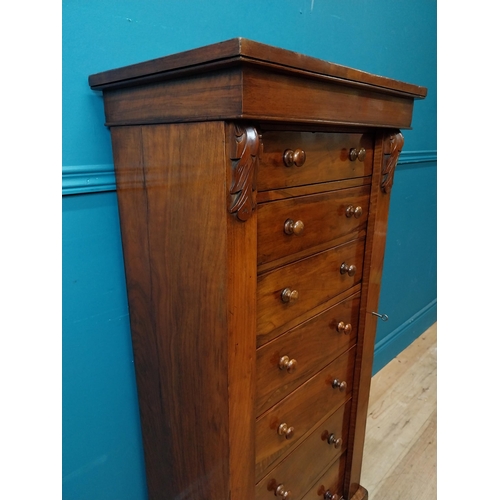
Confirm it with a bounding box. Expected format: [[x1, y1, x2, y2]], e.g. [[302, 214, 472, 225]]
[[89, 38, 426, 500]]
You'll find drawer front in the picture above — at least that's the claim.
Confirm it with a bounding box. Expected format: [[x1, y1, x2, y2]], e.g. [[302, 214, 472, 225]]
[[301, 454, 346, 500], [255, 402, 351, 500], [257, 185, 370, 267], [255, 346, 356, 481], [256, 292, 360, 416], [257, 131, 373, 191], [257, 238, 365, 344]]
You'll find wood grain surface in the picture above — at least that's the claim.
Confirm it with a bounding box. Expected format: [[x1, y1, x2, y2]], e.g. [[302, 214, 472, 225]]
[[255, 346, 356, 482], [256, 292, 360, 416], [255, 402, 351, 500], [302, 454, 346, 500], [90, 39, 426, 500], [257, 185, 370, 266], [257, 238, 365, 343], [89, 38, 427, 98], [257, 131, 373, 191], [111, 122, 257, 499]]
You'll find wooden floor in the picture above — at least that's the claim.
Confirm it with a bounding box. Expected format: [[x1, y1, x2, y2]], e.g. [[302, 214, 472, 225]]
[[360, 323, 437, 500]]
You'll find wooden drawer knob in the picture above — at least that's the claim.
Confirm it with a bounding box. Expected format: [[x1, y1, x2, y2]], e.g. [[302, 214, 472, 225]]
[[279, 355, 297, 373], [336, 321, 352, 335], [327, 432, 342, 448], [283, 148, 306, 167], [345, 205, 363, 218], [281, 288, 299, 303], [278, 423, 295, 440], [324, 491, 339, 500], [348, 147, 366, 162], [332, 379, 347, 392], [275, 483, 292, 498], [284, 218, 305, 235], [339, 263, 356, 277]]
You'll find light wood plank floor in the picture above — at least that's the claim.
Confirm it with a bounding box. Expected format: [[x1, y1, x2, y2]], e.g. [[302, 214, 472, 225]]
[[360, 323, 437, 499]]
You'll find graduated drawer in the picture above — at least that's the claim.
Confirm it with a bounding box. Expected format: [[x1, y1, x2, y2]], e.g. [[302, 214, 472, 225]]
[[257, 131, 373, 191], [256, 402, 351, 500], [301, 453, 346, 500], [257, 185, 370, 268], [256, 292, 360, 416], [257, 238, 365, 345], [255, 346, 356, 482]]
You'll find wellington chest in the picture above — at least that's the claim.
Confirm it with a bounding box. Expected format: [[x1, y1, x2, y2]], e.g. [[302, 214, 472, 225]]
[[89, 38, 426, 500]]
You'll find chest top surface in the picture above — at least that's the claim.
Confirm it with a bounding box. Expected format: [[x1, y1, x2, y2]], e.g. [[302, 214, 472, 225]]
[[89, 38, 427, 129]]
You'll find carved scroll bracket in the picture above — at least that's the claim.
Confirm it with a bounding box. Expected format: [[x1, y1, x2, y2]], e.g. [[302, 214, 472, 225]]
[[381, 130, 404, 194], [228, 124, 262, 221]]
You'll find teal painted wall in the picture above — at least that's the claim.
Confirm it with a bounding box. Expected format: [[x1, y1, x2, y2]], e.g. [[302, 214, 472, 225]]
[[62, 1, 436, 498]]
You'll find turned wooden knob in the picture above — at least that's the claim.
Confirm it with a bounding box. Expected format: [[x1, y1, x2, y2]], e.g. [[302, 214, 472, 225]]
[[345, 205, 363, 218], [332, 379, 347, 392], [281, 288, 299, 303], [327, 433, 342, 448], [324, 491, 339, 500], [284, 218, 305, 235], [278, 423, 295, 440], [336, 321, 352, 335], [275, 483, 292, 498], [348, 147, 366, 162], [340, 263, 356, 277], [283, 148, 306, 167], [279, 355, 297, 373]]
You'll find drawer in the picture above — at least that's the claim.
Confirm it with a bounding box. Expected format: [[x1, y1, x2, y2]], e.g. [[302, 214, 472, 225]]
[[301, 453, 346, 500], [257, 238, 365, 345], [257, 185, 370, 267], [256, 292, 360, 416], [255, 402, 351, 500], [257, 131, 373, 191], [255, 346, 356, 481]]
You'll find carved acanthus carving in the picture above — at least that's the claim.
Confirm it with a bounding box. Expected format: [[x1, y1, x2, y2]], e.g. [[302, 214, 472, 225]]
[[229, 124, 261, 221], [381, 130, 404, 194]]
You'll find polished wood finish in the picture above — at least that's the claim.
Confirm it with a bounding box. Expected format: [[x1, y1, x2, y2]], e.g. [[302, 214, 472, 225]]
[[257, 239, 365, 344], [89, 38, 427, 98], [257, 131, 373, 191], [90, 39, 425, 500], [256, 402, 351, 500], [302, 455, 346, 500], [256, 293, 359, 415], [255, 347, 356, 481], [257, 185, 370, 266], [343, 130, 405, 499], [90, 38, 425, 129], [111, 122, 232, 499]]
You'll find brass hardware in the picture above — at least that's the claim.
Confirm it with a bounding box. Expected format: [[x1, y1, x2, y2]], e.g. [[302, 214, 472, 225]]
[[332, 379, 347, 392], [275, 483, 292, 498], [284, 218, 305, 236], [345, 205, 363, 218], [336, 322, 352, 335], [340, 263, 356, 277], [279, 355, 297, 373], [324, 491, 339, 500], [281, 288, 299, 303], [278, 423, 295, 440], [327, 433, 342, 448], [283, 148, 306, 167], [348, 147, 366, 162], [371, 311, 389, 321]]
